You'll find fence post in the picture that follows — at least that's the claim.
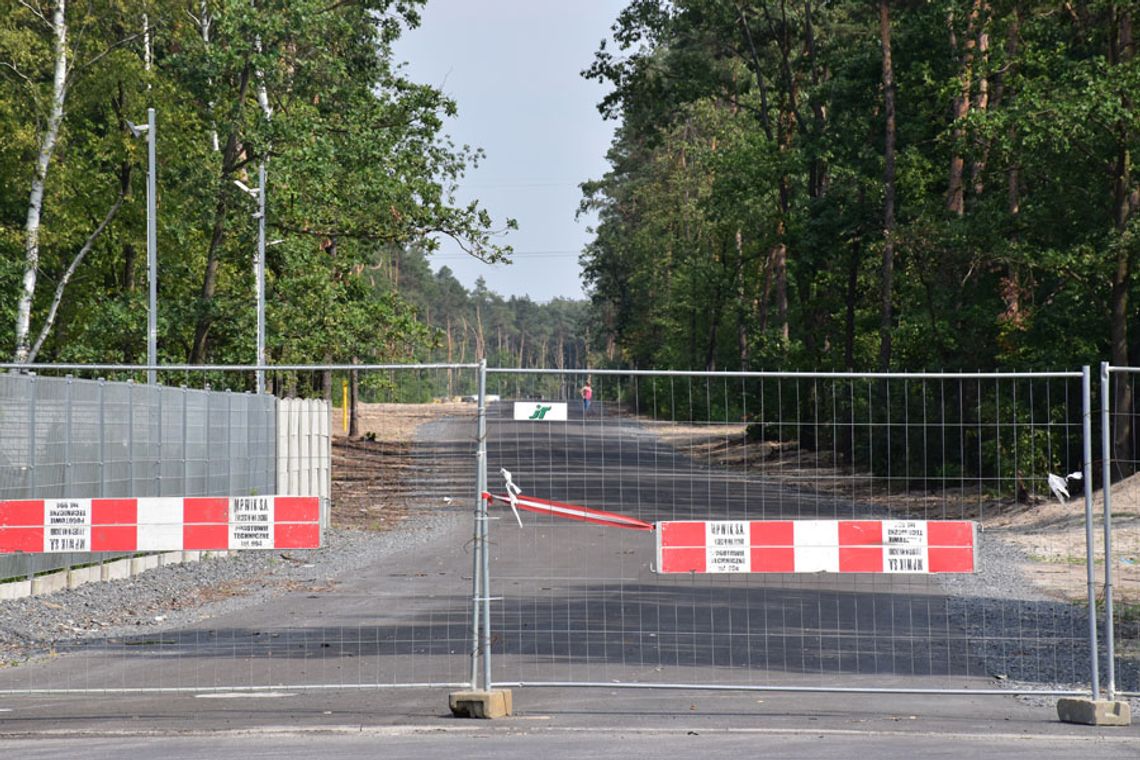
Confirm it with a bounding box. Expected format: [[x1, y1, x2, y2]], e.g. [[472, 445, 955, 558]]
[[27, 373, 36, 497], [64, 374, 73, 495], [1081, 365, 1100, 700], [98, 378, 106, 498], [478, 359, 492, 692], [469, 363, 486, 690], [1099, 361, 1117, 700]]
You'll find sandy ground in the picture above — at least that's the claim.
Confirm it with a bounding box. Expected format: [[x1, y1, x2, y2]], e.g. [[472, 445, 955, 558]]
[[338, 401, 473, 444], [330, 401, 472, 532]]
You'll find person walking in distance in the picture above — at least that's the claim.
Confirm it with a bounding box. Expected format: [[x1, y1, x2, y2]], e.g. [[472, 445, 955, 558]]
[[580, 379, 593, 415]]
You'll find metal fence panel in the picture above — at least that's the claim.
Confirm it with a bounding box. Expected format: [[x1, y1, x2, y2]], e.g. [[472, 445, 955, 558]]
[[0, 376, 278, 581], [159, 386, 184, 496], [482, 369, 1103, 696], [0, 365, 481, 694], [4, 364, 1125, 699]]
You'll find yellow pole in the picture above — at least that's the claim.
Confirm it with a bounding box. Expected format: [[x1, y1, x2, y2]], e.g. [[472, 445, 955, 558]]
[[342, 379, 349, 433]]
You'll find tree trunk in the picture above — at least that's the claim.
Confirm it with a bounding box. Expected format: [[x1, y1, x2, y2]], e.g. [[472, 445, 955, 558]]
[[804, 0, 828, 199], [1110, 10, 1137, 472], [189, 195, 229, 362], [705, 276, 724, 372], [189, 64, 252, 363], [997, 6, 1025, 349], [14, 0, 68, 363], [474, 305, 485, 360], [879, 0, 897, 372], [947, 0, 982, 216], [122, 242, 137, 292], [774, 240, 788, 341], [446, 317, 454, 397], [969, 3, 991, 197], [736, 229, 748, 369], [197, 0, 220, 152]]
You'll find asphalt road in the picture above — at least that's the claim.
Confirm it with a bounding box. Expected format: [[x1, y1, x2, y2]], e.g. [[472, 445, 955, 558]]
[[0, 399, 1135, 753]]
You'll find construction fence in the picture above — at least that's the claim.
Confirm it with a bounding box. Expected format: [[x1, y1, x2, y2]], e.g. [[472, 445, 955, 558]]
[[0, 371, 328, 581], [0, 362, 1133, 704]]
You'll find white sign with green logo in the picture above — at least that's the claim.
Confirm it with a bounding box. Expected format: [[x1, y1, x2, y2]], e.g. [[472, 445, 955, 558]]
[[513, 402, 569, 421]]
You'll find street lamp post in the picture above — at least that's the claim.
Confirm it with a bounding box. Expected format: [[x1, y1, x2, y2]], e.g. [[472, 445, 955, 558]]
[[127, 108, 157, 384], [146, 107, 157, 386], [256, 161, 266, 396]]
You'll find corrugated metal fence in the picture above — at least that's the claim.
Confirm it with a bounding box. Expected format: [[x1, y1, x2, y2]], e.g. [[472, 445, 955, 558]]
[[0, 373, 277, 580]]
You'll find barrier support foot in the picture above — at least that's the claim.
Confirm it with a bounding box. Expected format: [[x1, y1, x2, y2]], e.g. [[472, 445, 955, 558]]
[[1056, 698, 1131, 726], [449, 689, 513, 719]]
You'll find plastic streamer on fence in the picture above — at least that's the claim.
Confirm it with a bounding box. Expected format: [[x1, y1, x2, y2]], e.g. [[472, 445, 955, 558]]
[[482, 468, 653, 532]]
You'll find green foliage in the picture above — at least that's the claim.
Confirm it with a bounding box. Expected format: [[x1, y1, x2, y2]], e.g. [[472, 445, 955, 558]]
[[0, 0, 524, 387], [582, 0, 1140, 376]]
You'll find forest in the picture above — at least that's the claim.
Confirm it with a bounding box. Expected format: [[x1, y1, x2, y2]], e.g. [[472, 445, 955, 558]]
[[4, 1, 1140, 395], [581, 1, 1140, 377]]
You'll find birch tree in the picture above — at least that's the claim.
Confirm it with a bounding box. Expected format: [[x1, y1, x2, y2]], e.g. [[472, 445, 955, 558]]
[[3, 0, 143, 363], [12, 0, 68, 363]]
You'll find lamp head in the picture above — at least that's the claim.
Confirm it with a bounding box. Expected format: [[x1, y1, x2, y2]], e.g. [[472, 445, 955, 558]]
[[125, 119, 149, 139], [233, 179, 259, 196]]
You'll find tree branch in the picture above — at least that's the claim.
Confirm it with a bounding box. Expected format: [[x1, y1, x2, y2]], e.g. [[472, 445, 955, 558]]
[[69, 33, 141, 81], [317, 0, 360, 14], [27, 191, 126, 363], [0, 60, 35, 89], [16, 0, 50, 27]]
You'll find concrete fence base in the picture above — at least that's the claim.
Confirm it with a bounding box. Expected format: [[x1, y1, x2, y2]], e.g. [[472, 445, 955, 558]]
[[1056, 698, 1132, 726], [0, 550, 230, 602], [0, 580, 32, 600], [449, 690, 513, 719]]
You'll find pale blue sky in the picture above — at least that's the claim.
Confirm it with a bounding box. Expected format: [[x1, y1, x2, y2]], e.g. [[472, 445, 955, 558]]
[[394, 0, 626, 303]]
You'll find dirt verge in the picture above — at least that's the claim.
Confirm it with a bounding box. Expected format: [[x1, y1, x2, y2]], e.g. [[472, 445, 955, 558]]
[[649, 422, 1140, 611], [330, 401, 471, 532]]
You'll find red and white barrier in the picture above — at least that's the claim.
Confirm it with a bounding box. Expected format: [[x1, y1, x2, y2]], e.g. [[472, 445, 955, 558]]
[[0, 496, 321, 554], [656, 519, 976, 574]]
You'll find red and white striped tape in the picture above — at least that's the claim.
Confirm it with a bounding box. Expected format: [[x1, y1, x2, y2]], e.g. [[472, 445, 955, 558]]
[[482, 492, 654, 531], [657, 519, 976, 574], [0, 496, 321, 554]]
